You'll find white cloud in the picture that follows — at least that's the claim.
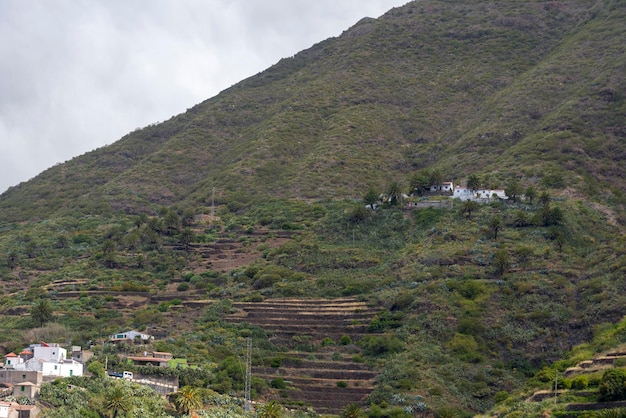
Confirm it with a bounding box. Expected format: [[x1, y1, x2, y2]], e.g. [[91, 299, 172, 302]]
[[0, 0, 407, 193]]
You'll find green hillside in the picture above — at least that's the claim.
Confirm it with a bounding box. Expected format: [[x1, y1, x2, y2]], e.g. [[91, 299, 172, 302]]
[[1, 0, 624, 223], [0, 1, 625, 417]]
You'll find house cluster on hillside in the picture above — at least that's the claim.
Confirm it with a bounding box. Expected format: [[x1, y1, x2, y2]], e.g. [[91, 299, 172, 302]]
[[429, 182, 507, 202], [0, 342, 89, 417]]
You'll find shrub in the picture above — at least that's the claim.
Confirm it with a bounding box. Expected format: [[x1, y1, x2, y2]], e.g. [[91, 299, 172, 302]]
[[571, 375, 589, 390], [339, 335, 353, 345], [494, 390, 509, 403], [360, 334, 403, 356], [336, 381, 348, 388], [599, 368, 626, 401], [270, 378, 287, 389], [176, 282, 190, 291]]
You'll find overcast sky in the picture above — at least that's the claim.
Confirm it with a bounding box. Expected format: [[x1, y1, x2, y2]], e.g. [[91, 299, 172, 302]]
[[0, 1, 409, 194]]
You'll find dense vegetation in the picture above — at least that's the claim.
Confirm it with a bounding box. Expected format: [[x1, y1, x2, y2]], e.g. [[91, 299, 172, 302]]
[[0, 0, 623, 224], [0, 0, 625, 416]]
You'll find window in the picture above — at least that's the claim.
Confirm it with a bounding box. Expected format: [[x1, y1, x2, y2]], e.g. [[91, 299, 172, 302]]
[[20, 386, 25, 392]]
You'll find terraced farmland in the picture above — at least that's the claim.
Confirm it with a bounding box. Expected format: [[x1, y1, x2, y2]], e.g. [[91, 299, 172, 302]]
[[226, 298, 381, 414]]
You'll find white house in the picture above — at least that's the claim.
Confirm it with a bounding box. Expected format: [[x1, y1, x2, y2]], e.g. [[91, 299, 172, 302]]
[[429, 182, 454, 193], [109, 330, 154, 343], [3, 353, 22, 368], [8, 343, 83, 378], [454, 187, 507, 201], [0, 401, 8, 418], [32, 343, 66, 363]]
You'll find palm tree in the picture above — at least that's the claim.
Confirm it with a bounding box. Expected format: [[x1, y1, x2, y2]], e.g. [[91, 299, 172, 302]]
[[258, 400, 283, 418], [386, 181, 403, 206], [31, 298, 53, 327], [460, 200, 478, 219], [104, 385, 133, 418], [428, 168, 443, 190], [513, 209, 530, 227], [363, 188, 380, 209], [173, 385, 203, 416], [493, 249, 510, 276], [409, 170, 430, 196], [524, 185, 537, 204], [489, 216, 503, 240], [467, 173, 481, 191], [505, 179, 522, 203], [341, 403, 365, 418]]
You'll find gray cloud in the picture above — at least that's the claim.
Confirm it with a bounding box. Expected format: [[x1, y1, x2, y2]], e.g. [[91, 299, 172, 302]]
[[0, 0, 408, 193]]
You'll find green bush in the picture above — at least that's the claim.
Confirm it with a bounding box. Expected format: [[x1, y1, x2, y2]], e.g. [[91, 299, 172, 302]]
[[360, 334, 403, 356], [571, 375, 589, 390], [599, 368, 626, 401], [270, 378, 287, 389]]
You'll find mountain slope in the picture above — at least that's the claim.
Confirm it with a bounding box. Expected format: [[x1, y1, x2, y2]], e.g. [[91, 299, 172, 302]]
[[1, 0, 624, 223]]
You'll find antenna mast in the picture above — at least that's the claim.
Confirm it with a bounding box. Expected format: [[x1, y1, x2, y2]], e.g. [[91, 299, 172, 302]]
[[245, 337, 252, 411]]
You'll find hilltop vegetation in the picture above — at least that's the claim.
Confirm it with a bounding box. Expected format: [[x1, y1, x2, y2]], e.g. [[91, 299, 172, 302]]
[[0, 0, 625, 416], [0, 0, 623, 224]]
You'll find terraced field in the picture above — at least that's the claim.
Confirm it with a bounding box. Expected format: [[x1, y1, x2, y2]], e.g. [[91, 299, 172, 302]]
[[226, 298, 381, 414]]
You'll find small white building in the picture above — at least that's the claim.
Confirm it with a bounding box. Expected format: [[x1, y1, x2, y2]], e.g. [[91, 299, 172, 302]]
[[8, 343, 83, 378], [429, 182, 454, 193], [3, 353, 22, 368], [0, 401, 9, 418], [454, 187, 507, 202], [109, 330, 154, 343]]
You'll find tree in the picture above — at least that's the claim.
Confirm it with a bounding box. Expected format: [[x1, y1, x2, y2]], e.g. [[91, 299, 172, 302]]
[[489, 216, 503, 240], [31, 298, 54, 327], [409, 170, 430, 196], [341, 403, 365, 418], [467, 174, 481, 191], [101, 239, 117, 268], [363, 188, 380, 209], [104, 385, 133, 418], [460, 200, 478, 219], [547, 226, 566, 252], [599, 368, 626, 401], [179, 228, 195, 252], [538, 205, 564, 226], [428, 168, 443, 189], [493, 249, 510, 276], [505, 179, 522, 203], [258, 400, 283, 418], [513, 210, 530, 227], [172, 385, 203, 416], [539, 190, 551, 206], [524, 185, 537, 204], [163, 211, 181, 236], [87, 360, 106, 379], [386, 182, 403, 206], [6, 251, 18, 270]]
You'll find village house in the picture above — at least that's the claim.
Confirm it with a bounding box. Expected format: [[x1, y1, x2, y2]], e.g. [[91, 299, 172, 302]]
[[3, 343, 83, 378], [429, 182, 454, 193], [453, 186, 507, 202], [124, 351, 173, 367], [109, 330, 154, 343]]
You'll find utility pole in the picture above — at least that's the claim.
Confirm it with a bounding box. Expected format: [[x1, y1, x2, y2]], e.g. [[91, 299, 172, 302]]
[[554, 370, 558, 405], [245, 337, 252, 411]]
